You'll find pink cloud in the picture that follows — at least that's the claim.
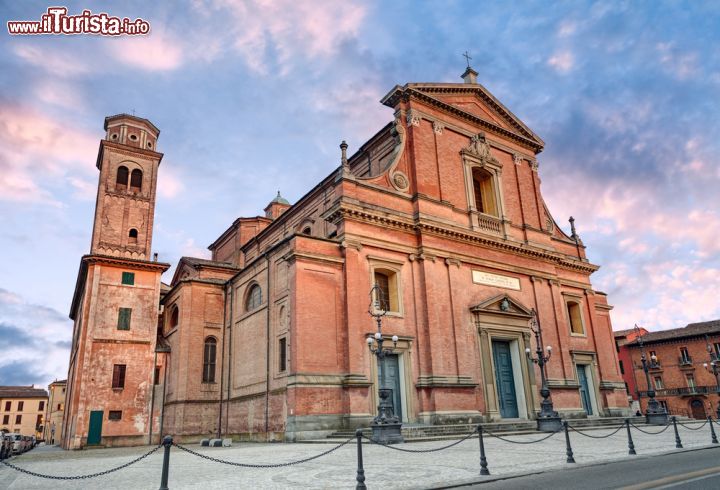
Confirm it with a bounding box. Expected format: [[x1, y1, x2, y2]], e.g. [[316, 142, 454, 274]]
[[192, 0, 367, 74], [547, 51, 574, 73], [0, 103, 97, 204], [13, 45, 90, 78], [108, 30, 184, 71]]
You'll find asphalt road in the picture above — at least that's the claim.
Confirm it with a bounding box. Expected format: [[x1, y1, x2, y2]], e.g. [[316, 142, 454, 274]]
[[457, 447, 720, 489]]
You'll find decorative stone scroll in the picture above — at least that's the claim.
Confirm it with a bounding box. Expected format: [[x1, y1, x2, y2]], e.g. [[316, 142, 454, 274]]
[[433, 121, 445, 135], [463, 132, 498, 165], [406, 109, 421, 127]]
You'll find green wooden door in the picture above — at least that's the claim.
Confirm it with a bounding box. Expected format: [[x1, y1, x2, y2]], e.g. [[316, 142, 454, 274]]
[[578, 366, 593, 416], [492, 341, 519, 418], [87, 410, 103, 445]]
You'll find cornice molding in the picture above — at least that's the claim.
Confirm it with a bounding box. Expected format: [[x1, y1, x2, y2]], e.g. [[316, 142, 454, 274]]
[[326, 203, 599, 274]]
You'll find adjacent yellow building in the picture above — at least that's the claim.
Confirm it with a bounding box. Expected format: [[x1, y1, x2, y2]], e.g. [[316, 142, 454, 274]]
[[43, 380, 66, 444], [0, 386, 49, 438]]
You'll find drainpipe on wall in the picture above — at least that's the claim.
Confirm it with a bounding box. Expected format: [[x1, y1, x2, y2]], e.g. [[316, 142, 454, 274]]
[[225, 284, 234, 437], [265, 252, 272, 440], [218, 282, 229, 439], [159, 352, 168, 438], [148, 349, 158, 444]]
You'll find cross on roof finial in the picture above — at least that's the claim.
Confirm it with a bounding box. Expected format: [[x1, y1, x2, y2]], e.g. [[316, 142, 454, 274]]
[[463, 51, 472, 68]]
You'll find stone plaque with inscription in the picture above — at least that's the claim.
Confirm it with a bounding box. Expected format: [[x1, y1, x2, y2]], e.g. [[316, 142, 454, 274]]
[[472, 270, 521, 290]]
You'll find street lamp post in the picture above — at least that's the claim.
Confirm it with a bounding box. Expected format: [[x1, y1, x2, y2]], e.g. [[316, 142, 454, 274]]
[[702, 335, 720, 420], [634, 325, 668, 425], [366, 284, 403, 444], [525, 309, 562, 432]]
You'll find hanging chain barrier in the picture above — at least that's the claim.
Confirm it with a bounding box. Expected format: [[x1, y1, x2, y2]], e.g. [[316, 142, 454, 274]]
[[483, 426, 560, 444], [629, 421, 671, 435], [172, 435, 354, 468], [360, 427, 478, 453], [568, 424, 625, 439], [3, 417, 718, 487], [675, 419, 708, 431], [0, 444, 161, 480]]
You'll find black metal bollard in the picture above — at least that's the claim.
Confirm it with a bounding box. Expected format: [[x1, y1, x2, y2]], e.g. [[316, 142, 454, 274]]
[[563, 421, 575, 464], [625, 419, 636, 455], [355, 429, 366, 490], [478, 425, 490, 475], [672, 416, 683, 449], [709, 416, 718, 444], [159, 435, 173, 490]]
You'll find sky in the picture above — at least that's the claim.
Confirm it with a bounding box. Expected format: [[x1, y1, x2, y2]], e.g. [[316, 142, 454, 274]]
[[1, 1, 719, 389]]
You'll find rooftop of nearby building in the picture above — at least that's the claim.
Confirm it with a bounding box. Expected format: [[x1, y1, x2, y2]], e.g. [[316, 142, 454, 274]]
[[626, 319, 720, 345], [180, 256, 238, 269], [0, 386, 49, 398]]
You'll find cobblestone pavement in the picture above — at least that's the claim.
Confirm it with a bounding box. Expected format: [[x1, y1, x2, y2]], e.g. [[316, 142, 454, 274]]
[[1, 421, 717, 489]]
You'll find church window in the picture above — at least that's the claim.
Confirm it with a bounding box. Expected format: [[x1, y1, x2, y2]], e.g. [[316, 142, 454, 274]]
[[122, 271, 135, 285], [373, 269, 400, 314], [108, 411, 122, 421], [279, 337, 287, 372], [130, 169, 142, 192], [471, 167, 498, 216], [302, 227, 312, 235], [169, 305, 179, 329], [245, 284, 262, 311], [129, 134, 138, 141], [117, 307, 132, 330], [154, 366, 161, 385], [566, 300, 585, 335], [128, 228, 138, 244], [203, 337, 217, 383], [116, 166, 129, 190], [112, 364, 126, 389]]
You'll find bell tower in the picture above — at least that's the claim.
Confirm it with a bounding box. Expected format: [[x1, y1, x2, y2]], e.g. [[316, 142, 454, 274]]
[[90, 114, 162, 260]]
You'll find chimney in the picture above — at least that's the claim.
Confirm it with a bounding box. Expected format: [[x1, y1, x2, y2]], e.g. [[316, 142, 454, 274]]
[[461, 66, 478, 84]]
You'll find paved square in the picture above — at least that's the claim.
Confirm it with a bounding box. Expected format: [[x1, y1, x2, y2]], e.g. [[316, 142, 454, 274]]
[[2, 421, 717, 489]]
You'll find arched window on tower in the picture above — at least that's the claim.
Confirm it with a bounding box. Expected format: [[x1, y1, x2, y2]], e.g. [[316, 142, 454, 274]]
[[116, 166, 129, 191], [128, 228, 138, 244], [245, 284, 262, 311], [130, 169, 143, 193], [471, 167, 498, 216], [202, 337, 217, 383]]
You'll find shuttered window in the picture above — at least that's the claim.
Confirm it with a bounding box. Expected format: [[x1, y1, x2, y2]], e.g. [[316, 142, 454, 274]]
[[112, 364, 126, 389], [117, 308, 132, 330], [121, 272, 135, 285]]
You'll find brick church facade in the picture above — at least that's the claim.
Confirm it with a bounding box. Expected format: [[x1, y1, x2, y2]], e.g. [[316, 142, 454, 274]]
[[62, 68, 629, 448]]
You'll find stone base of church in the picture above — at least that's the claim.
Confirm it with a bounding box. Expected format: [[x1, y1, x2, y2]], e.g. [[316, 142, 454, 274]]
[[417, 410, 484, 426]]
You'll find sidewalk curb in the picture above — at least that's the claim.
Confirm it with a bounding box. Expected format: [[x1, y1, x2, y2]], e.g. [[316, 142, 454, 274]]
[[426, 444, 720, 489]]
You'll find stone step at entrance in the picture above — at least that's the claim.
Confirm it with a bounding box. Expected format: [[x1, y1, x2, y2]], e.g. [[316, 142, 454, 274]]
[[298, 416, 671, 444]]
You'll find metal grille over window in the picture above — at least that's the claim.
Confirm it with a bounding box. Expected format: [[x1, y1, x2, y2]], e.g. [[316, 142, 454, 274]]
[[112, 364, 126, 389], [117, 307, 132, 330]]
